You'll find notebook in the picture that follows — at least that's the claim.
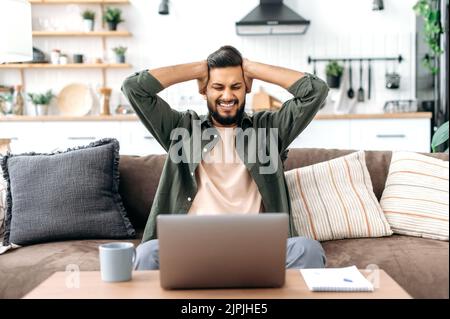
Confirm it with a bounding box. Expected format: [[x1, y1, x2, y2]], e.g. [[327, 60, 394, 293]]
[[300, 266, 374, 292]]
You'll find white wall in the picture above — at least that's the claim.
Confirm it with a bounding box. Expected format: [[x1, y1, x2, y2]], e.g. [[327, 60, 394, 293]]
[[0, 0, 418, 115]]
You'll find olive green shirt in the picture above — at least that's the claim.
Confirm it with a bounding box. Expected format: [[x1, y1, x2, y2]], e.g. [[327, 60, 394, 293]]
[[121, 70, 329, 243]]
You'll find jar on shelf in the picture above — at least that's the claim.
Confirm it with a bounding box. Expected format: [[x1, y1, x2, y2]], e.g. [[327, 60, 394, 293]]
[[50, 49, 61, 64], [99, 87, 112, 115], [12, 85, 25, 116], [59, 54, 68, 65]]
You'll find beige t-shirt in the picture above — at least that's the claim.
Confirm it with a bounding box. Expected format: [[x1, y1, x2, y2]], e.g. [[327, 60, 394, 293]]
[[188, 126, 263, 215]]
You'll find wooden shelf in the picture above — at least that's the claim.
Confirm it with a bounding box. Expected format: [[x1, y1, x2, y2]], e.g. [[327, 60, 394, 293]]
[[23, 0, 132, 89], [32, 31, 131, 37], [29, 0, 130, 4], [0, 63, 132, 69]]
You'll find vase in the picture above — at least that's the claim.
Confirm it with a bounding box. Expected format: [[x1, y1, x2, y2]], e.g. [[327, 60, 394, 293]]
[[107, 22, 118, 31], [115, 55, 125, 63], [34, 104, 49, 116], [83, 19, 94, 32], [326, 74, 342, 89]]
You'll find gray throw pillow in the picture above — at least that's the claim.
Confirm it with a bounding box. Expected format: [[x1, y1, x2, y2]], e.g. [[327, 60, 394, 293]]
[[0, 138, 136, 246]]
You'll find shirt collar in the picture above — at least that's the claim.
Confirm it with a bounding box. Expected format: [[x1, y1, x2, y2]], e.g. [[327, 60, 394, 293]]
[[200, 112, 253, 129]]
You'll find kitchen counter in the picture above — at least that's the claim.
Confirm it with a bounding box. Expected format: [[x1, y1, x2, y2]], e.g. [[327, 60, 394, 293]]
[[0, 112, 432, 122]]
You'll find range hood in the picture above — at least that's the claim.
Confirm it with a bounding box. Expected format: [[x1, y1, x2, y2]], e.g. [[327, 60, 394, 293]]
[[236, 0, 310, 36]]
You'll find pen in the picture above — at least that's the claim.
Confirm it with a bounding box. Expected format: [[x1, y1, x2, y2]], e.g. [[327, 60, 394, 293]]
[[344, 278, 353, 282]]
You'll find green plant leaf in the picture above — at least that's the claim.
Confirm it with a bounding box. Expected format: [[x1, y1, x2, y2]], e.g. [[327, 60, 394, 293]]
[[325, 61, 344, 77], [414, 0, 443, 74], [431, 121, 449, 152]]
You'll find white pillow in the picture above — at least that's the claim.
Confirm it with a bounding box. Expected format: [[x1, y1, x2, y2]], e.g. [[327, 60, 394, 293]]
[[285, 151, 392, 241], [380, 151, 449, 241]]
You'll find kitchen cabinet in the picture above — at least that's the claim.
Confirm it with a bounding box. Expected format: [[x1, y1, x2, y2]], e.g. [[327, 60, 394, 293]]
[[288, 120, 351, 150], [0, 119, 166, 155], [0, 113, 432, 155], [349, 119, 430, 152], [120, 122, 166, 155], [289, 117, 431, 152]]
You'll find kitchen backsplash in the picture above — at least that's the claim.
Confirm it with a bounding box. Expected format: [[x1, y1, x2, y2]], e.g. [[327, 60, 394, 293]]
[[0, 0, 418, 115]]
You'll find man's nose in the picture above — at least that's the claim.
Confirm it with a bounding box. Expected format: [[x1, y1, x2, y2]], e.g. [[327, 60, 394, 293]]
[[221, 88, 235, 101]]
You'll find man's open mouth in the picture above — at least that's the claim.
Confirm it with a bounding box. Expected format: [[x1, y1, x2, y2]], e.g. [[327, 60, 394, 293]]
[[217, 100, 238, 111]]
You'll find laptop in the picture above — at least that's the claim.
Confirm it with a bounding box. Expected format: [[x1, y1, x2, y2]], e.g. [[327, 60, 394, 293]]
[[157, 213, 288, 289]]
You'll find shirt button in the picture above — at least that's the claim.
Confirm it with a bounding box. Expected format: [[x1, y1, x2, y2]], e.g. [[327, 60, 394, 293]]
[[203, 148, 208, 152], [190, 172, 194, 176], [187, 197, 192, 202], [214, 134, 218, 138]]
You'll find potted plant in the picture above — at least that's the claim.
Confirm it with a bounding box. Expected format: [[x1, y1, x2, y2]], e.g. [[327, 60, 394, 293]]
[[103, 7, 124, 31], [112, 46, 127, 63], [325, 61, 344, 89], [28, 90, 55, 116], [413, 0, 443, 74], [82, 9, 96, 32], [0, 93, 13, 115]]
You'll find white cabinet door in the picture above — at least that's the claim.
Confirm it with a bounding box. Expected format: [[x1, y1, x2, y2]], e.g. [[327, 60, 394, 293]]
[[349, 119, 431, 152], [40, 122, 121, 152], [0, 122, 48, 153], [120, 122, 166, 155], [289, 120, 351, 149]]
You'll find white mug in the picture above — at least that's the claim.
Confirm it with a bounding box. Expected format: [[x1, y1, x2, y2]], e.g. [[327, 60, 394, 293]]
[[99, 242, 136, 282]]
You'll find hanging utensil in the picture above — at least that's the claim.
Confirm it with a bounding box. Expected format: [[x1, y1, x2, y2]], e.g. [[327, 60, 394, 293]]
[[357, 60, 365, 102], [347, 61, 354, 99], [367, 59, 372, 100], [313, 60, 317, 75]]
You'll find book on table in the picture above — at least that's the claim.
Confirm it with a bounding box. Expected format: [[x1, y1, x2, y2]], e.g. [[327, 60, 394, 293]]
[[300, 266, 374, 292]]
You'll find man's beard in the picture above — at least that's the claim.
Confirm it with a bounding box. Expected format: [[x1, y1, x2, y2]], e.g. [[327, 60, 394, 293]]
[[207, 99, 246, 126]]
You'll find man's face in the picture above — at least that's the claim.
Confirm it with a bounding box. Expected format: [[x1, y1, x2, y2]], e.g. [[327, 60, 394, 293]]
[[205, 66, 246, 126]]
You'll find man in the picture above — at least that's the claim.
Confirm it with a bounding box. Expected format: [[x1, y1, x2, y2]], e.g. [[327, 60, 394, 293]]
[[121, 45, 329, 270]]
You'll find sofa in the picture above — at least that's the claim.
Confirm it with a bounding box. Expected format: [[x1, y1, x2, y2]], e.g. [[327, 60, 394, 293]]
[[0, 148, 448, 299]]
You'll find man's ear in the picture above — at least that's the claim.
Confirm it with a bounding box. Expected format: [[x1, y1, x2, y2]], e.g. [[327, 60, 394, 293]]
[[197, 77, 208, 96]]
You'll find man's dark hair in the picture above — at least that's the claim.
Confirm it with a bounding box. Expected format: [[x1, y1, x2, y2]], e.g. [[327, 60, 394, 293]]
[[207, 45, 243, 70]]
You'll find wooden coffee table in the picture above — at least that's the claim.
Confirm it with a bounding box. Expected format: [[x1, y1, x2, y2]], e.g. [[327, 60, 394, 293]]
[[23, 269, 411, 299]]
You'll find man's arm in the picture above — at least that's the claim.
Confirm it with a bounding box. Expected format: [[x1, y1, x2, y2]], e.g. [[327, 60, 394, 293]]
[[243, 60, 329, 152], [121, 62, 208, 151], [243, 59, 305, 90]]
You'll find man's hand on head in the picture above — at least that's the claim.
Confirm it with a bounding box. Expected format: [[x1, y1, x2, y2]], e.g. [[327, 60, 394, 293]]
[[197, 60, 209, 95], [242, 58, 253, 94]]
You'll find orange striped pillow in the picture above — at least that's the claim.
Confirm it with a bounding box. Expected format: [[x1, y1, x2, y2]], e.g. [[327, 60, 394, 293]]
[[380, 152, 449, 241], [285, 151, 392, 241]]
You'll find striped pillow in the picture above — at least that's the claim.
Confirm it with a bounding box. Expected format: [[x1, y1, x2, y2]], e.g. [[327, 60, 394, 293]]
[[380, 152, 449, 241], [285, 151, 393, 241]]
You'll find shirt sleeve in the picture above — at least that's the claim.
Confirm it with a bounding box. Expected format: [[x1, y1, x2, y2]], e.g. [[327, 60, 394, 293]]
[[121, 70, 183, 152]]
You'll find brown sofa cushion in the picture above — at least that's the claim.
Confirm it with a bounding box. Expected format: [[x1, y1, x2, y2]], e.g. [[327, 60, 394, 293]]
[[322, 235, 449, 299], [119, 155, 166, 230]]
